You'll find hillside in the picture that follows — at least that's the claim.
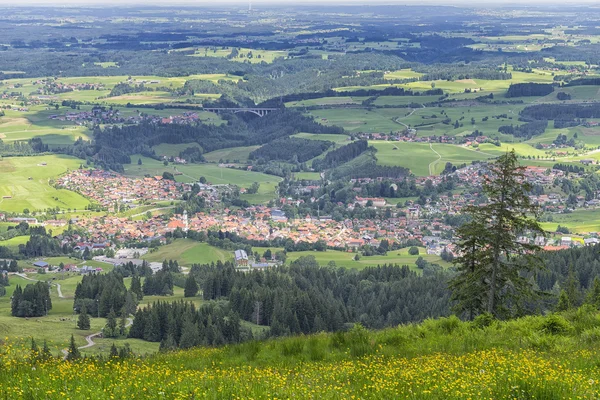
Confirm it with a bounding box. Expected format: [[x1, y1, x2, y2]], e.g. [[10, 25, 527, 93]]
[[2, 309, 600, 398]]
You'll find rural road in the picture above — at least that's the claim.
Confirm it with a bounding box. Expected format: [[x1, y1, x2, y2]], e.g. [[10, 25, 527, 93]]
[[62, 317, 134, 357], [16, 273, 64, 298], [393, 107, 420, 129], [428, 143, 442, 176], [55, 283, 64, 299]]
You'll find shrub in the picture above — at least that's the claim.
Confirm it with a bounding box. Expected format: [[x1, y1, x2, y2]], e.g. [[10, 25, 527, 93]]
[[348, 323, 373, 357], [408, 246, 419, 255], [539, 314, 573, 335], [472, 312, 495, 330], [281, 337, 304, 357]]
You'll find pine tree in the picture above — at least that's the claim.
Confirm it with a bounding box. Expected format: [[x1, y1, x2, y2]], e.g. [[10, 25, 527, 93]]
[[11, 285, 22, 316], [110, 343, 119, 358], [449, 150, 545, 319], [178, 316, 200, 349], [30, 337, 38, 359], [118, 308, 128, 337], [586, 277, 600, 308], [159, 334, 178, 352], [130, 275, 143, 300], [556, 289, 571, 312], [66, 335, 80, 361], [105, 307, 118, 338], [41, 340, 52, 361], [77, 304, 91, 330], [184, 275, 198, 298]]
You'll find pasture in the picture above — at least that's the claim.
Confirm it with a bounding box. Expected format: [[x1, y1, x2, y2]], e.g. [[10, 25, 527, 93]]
[[203, 146, 260, 163], [371, 141, 488, 176], [0, 154, 89, 213], [143, 239, 231, 266], [253, 246, 450, 270], [0, 107, 92, 146]]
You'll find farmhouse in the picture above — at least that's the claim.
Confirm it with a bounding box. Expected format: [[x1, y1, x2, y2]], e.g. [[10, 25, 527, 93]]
[[33, 261, 49, 269], [234, 249, 249, 268]]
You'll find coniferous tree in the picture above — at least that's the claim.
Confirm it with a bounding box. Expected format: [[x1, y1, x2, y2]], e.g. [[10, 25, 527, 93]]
[[66, 335, 80, 361], [184, 275, 199, 298], [586, 277, 600, 308], [78, 304, 91, 330], [110, 343, 119, 358], [130, 275, 143, 300], [105, 307, 118, 338], [179, 316, 200, 349], [449, 150, 545, 319]]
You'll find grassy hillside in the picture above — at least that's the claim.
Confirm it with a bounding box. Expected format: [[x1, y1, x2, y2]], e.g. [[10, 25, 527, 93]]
[[0, 154, 90, 213], [3, 309, 600, 398]]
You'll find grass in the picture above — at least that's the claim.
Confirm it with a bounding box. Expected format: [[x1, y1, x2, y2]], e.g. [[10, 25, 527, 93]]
[[254, 247, 449, 270], [5, 309, 600, 398], [143, 239, 231, 266], [371, 141, 489, 176], [151, 142, 202, 158], [124, 155, 282, 199], [291, 132, 351, 145], [203, 146, 260, 163], [540, 209, 600, 234], [0, 154, 90, 213]]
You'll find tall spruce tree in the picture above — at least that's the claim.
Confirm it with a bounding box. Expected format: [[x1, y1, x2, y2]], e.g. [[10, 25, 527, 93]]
[[77, 304, 91, 330], [449, 150, 544, 319], [66, 335, 80, 361], [105, 307, 118, 338], [184, 275, 199, 298]]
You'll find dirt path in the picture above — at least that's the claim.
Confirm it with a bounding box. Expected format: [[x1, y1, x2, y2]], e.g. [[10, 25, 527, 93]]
[[428, 143, 442, 176], [55, 283, 64, 299], [16, 273, 64, 298], [393, 107, 421, 130], [62, 318, 134, 357]]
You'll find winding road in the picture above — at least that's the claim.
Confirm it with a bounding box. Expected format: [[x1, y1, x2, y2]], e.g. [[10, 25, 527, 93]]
[[428, 143, 442, 176], [62, 318, 134, 357]]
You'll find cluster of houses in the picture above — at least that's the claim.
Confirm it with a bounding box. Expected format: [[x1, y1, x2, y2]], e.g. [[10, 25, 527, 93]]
[[25, 260, 103, 275], [55, 170, 190, 209]]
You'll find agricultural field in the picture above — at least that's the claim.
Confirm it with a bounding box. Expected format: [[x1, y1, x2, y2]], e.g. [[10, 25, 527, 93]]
[[253, 247, 450, 270], [371, 141, 489, 176], [142, 239, 231, 266], [203, 146, 260, 163], [539, 209, 600, 234], [0, 154, 89, 213], [0, 106, 92, 147], [124, 155, 282, 196], [285, 96, 367, 108]]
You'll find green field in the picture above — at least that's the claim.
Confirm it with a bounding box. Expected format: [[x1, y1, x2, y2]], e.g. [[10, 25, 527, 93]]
[[124, 155, 282, 198], [540, 209, 600, 234], [143, 240, 232, 266], [254, 246, 449, 270], [371, 141, 490, 176], [151, 142, 203, 158], [291, 132, 351, 145], [0, 107, 92, 146], [0, 154, 90, 213], [203, 146, 260, 163]]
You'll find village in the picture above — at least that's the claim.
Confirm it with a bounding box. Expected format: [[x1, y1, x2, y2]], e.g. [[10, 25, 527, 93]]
[[26, 161, 598, 265]]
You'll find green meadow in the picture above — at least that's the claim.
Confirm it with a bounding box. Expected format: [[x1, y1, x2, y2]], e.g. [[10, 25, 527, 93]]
[[0, 154, 89, 213], [371, 141, 489, 176], [143, 239, 231, 266], [253, 246, 450, 270], [203, 146, 260, 163]]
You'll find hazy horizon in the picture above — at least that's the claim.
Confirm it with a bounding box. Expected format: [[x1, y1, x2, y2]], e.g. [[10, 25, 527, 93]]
[[1, 0, 599, 6]]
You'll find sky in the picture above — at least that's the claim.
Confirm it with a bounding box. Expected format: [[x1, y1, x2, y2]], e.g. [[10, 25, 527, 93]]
[[1, 0, 599, 5]]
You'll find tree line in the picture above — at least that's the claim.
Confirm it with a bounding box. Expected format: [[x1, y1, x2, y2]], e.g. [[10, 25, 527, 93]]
[[11, 282, 52, 318]]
